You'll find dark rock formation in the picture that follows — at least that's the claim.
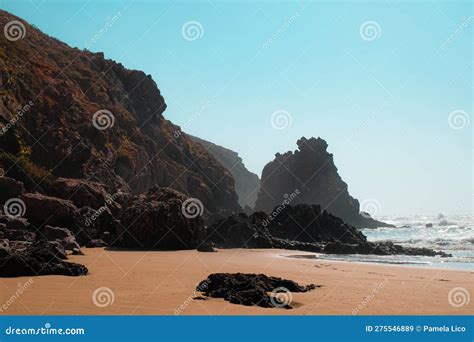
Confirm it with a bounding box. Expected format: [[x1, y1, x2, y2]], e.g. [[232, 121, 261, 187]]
[[190, 135, 260, 209], [50, 178, 121, 213], [20, 193, 77, 227], [203, 204, 450, 257], [263, 204, 366, 244], [203, 205, 364, 250], [74, 205, 117, 245], [196, 273, 316, 308], [0, 177, 24, 204], [85, 239, 107, 248], [0, 10, 240, 217], [203, 212, 274, 249], [0, 240, 88, 277], [197, 242, 217, 252], [254, 137, 391, 228], [323, 240, 449, 257], [116, 187, 203, 249], [43, 225, 81, 251]]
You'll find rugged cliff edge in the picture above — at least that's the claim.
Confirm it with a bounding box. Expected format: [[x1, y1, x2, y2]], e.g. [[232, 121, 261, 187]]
[[189, 135, 260, 209], [254, 137, 391, 228], [0, 10, 240, 215]]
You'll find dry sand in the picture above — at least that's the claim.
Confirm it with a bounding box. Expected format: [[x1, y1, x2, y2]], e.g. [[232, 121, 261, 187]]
[[0, 248, 472, 315]]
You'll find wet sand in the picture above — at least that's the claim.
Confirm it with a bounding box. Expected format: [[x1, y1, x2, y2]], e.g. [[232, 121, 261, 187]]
[[0, 248, 472, 315]]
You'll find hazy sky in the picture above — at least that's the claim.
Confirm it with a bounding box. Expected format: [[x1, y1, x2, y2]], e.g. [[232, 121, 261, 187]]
[[2, 0, 472, 216]]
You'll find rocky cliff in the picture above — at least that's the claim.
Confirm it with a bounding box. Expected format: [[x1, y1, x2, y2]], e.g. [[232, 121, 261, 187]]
[[189, 135, 260, 209], [0, 10, 240, 215], [254, 137, 390, 228]]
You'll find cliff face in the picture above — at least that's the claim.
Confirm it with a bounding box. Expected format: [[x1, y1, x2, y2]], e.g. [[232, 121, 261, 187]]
[[254, 137, 390, 228], [190, 135, 260, 209], [0, 10, 240, 214]]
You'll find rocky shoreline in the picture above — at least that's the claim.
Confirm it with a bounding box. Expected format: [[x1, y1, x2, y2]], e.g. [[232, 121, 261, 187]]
[[0, 175, 449, 278]]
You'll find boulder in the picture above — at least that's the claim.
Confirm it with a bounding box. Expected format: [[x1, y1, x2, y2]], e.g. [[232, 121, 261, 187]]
[[42, 225, 81, 251], [0, 239, 10, 258], [196, 273, 317, 309], [71, 247, 84, 255], [73, 206, 116, 245], [43, 225, 73, 240], [3, 229, 35, 242], [203, 212, 273, 249], [85, 239, 107, 248], [117, 187, 203, 249], [50, 178, 121, 213], [47, 240, 68, 259], [0, 177, 24, 204], [20, 193, 78, 227], [0, 240, 88, 277], [197, 242, 217, 252], [4, 217, 30, 230], [101, 231, 114, 245], [263, 204, 367, 245]]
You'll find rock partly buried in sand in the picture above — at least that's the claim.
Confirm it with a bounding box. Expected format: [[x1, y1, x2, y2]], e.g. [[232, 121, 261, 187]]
[[0, 240, 88, 277], [197, 242, 217, 252], [117, 186, 203, 249], [196, 273, 316, 309], [85, 239, 107, 248]]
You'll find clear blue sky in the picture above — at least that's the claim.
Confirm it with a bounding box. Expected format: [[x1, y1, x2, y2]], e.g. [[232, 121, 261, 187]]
[[2, 0, 472, 216]]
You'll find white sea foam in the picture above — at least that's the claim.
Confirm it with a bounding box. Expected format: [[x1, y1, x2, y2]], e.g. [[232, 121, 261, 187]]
[[355, 214, 474, 270]]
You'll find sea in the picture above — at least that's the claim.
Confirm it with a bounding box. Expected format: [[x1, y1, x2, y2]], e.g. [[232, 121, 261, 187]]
[[314, 214, 473, 270]]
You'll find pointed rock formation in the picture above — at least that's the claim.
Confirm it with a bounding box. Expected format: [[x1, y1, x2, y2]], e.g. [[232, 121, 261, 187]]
[[254, 137, 391, 228]]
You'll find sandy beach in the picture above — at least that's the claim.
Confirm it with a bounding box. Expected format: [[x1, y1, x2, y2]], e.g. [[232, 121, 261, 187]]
[[0, 248, 472, 315]]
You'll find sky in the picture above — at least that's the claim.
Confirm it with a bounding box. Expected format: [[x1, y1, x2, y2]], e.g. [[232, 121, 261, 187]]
[[1, 0, 472, 216]]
